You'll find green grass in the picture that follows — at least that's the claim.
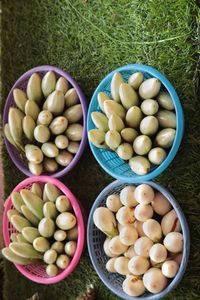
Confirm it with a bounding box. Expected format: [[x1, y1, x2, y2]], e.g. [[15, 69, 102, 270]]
[[1, 0, 200, 299]]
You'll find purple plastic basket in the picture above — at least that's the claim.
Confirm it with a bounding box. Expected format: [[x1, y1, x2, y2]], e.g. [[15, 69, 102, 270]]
[[3, 65, 88, 178]]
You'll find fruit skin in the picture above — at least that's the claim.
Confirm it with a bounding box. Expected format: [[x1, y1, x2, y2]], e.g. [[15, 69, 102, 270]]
[[23, 115, 35, 141], [121, 128, 138, 143], [56, 77, 69, 94], [34, 125, 50, 143], [11, 192, 24, 213], [141, 99, 159, 116], [38, 218, 55, 238], [33, 237, 50, 253], [30, 183, 43, 198], [25, 144, 43, 164], [64, 104, 83, 124], [49, 116, 68, 135], [41, 71, 56, 97], [126, 106, 142, 128], [21, 205, 40, 226], [13, 88, 27, 112], [148, 147, 166, 165], [43, 158, 58, 173], [55, 151, 73, 167], [46, 90, 65, 114], [27, 73, 43, 104], [46, 264, 58, 276], [56, 254, 70, 269], [156, 110, 176, 128], [119, 83, 139, 109], [139, 78, 161, 99], [2, 247, 39, 265], [108, 114, 125, 132], [43, 183, 61, 202], [155, 128, 176, 148], [157, 91, 174, 110], [143, 268, 168, 293], [56, 212, 76, 230], [133, 135, 152, 156], [111, 72, 124, 102], [25, 100, 40, 121], [117, 143, 133, 160], [28, 162, 43, 176], [20, 189, 44, 220], [104, 100, 126, 119], [8, 107, 24, 148], [41, 143, 59, 158], [129, 156, 151, 175], [65, 88, 79, 107], [22, 227, 40, 243], [43, 202, 58, 219], [10, 215, 31, 232], [105, 130, 121, 150], [37, 110, 53, 126], [4, 123, 24, 151], [64, 241, 77, 257], [66, 124, 83, 142], [93, 207, 118, 237], [9, 242, 42, 259], [122, 275, 145, 297], [161, 209, 181, 236], [97, 92, 110, 112], [91, 111, 109, 131], [128, 72, 144, 90], [54, 230, 67, 242], [43, 249, 57, 264], [88, 129, 106, 149], [51, 241, 64, 254]]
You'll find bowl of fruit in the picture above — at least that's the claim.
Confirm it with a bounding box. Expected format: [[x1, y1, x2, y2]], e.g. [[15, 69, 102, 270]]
[[87, 64, 184, 182], [87, 180, 189, 299], [3, 65, 87, 178], [2, 176, 85, 284]]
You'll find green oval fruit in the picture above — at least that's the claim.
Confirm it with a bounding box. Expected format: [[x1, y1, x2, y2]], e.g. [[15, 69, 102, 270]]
[[25, 100, 40, 121], [56, 212, 76, 230], [141, 99, 159, 116], [16, 233, 29, 243], [126, 106, 142, 128], [133, 135, 152, 155], [11, 192, 24, 213], [47, 90, 65, 114], [44, 249, 57, 264], [111, 72, 124, 102], [56, 150, 73, 166], [41, 143, 59, 158], [56, 195, 71, 213], [116, 143, 133, 160], [41, 71, 56, 97], [38, 218, 55, 238], [66, 124, 83, 141], [64, 104, 83, 124], [56, 76, 69, 94], [27, 73, 43, 103], [119, 83, 138, 109], [148, 147, 167, 165], [10, 215, 31, 232], [9, 242, 42, 259], [54, 230, 67, 242], [28, 162, 43, 175], [91, 111, 108, 131], [46, 264, 58, 276], [55, 135, 69, 149], [33, 237, 50, 253], [31, 183, 43, 198], [22, 227, 40, 243], [157, 92, 174, 110], [7, 209, 21, 222], [10, 233, 19, 242], [56, 254, 70, 269], [13, 88, 27, 112], [140, 116, 159, 135], [8, 108, 24, 147], [108, 114, 125, 132], [51, 241, 64, 254], [20, 189, 44, 220], [155, 128, 176, 148], [49, 116, 68, 135], [37, 110, 53, 125], [25, 144, 43, 164], [65, 88, 79, 107], [4, 123, 20, 149], [21, 205, 40, 226], [23, 115, 36, 141], [67, 142, 79, 154], [139, 78, 161, 99], [121, 128, 138, 143], [43, 202, 58, 219], [64, 241, 77, 257], [98, 92, 110, 112], [34, 125, 50, 143], [104, 100, 126, 119], [128, 72, 144, 90], [88, 129, 106, 149], [2, 247, 40, 264], [129, 156, 151, 175], [105, 130, 121, 150], [43, 158, 58, 172], [43, 182, 61, 202], [156, 110, 176, 128]]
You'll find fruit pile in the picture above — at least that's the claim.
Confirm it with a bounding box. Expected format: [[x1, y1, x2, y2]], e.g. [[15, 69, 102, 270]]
[[4, 71, 83, 175], [93, 184, 183, 296], [89, 72, 176, 175], [2, 182, 78, 277]]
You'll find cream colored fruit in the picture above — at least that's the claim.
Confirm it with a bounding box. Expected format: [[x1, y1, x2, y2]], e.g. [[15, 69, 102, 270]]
[[116, 206, 135, 225], [120, 186, 138, 207], [151, 192, 171, 215], [122, 275, 145, 297], [143, 268, 167, 293], [119, 225, 138, 246], [134, 236, 153, 257], [134, 204, 153, 222], [128, 256, 150, 275], [106, 194, 122, 212]]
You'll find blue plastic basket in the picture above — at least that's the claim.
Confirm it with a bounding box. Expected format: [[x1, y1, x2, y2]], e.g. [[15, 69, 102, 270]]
[[87, 180, 190, 300], [87, 64, 184, 182]]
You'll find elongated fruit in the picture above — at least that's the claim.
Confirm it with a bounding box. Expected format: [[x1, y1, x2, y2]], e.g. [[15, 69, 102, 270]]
[[43, 183, 61, 202], [20, 189, 44, 219], [93, 207, 118, 237], [10, 215, 31, 232], [2, 247, 38, 265], [8, 107, 23, 147], [11, 192, 24, 212], [23, 115, 36, 141], [22, 227, 40, 243], [27, 73, 43, 103], [9, 242, 42, 259], [21, 205, 40, 226], [30, 183, 43, 198], [13, 88, 27, 112]]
